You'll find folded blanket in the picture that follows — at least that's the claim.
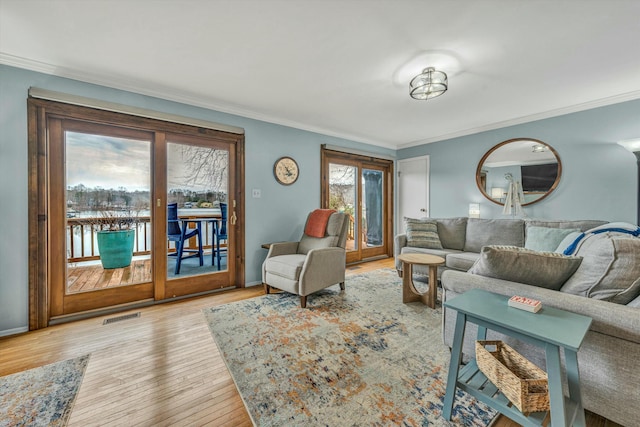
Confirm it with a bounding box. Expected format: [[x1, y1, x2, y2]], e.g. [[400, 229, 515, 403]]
[[305, 209, 336, 237]]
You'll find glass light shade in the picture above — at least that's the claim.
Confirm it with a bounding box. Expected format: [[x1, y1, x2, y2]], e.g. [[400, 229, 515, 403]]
[[410, 67, 448, 100]]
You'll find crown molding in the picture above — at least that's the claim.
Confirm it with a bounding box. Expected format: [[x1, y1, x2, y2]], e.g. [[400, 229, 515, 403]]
[[399, 90, 640, 149], [4, 53, 640, 152], [0, 54, 396, 150]]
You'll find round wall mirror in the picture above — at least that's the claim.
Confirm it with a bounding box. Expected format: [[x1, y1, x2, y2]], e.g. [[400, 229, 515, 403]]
[[476, 138, 562, 206]]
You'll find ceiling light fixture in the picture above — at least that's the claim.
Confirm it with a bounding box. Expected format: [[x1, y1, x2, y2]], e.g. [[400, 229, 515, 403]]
[[409, 67, 448, 100]]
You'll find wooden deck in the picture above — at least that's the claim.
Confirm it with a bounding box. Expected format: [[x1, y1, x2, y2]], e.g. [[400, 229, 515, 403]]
[[67, 259, 152, 293]]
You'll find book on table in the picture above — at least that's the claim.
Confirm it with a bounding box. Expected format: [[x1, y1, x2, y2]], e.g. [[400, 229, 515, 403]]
[[508, 295, 542, 313]]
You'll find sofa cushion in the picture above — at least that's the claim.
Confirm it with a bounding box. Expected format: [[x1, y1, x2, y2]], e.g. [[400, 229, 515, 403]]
[[464, 219, 525, 252], [525, 226, 580, 252], [468, 245, 582, 290], [404, 218, 443, 249], [400, 246, 460, 259], [433, 217, 467, 250], [560, 233, 640, 304], [446, 252, 480, 271]]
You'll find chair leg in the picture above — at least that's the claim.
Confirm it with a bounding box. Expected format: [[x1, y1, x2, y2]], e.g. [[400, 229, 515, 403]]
[[300, 295, 307, 308], [197, 227, 204, 266], [264, 283, 270, 294], [339, 282, 345, 290], [175, 240, 183, 275]]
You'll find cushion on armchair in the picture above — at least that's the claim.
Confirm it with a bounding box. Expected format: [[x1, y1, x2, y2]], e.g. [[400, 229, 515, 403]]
[[468, 245, 583, 290], [298, 212, 346, 254]]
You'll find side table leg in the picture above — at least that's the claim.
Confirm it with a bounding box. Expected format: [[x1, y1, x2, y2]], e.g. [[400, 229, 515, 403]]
[[565, 350, 586, 427], [402, 262, 421, 304], [443, 311, 466, 420], [546, 343, 568, 427], [428, 264, 437, 308]]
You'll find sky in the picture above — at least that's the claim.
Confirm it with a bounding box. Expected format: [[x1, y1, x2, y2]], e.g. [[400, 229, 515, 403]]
[[65, 132, 221, 193]]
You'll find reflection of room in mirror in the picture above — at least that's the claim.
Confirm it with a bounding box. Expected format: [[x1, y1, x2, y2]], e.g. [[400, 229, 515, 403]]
[[476, 138, 561, 206]]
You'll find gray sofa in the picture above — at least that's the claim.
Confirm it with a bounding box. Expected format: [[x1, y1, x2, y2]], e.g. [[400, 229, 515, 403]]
[[395, 217, 640, 426], [394, 217, 606, 277]]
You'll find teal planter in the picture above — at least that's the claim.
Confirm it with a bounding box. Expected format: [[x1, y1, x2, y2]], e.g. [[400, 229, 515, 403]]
[[96, 229, 135, 269]]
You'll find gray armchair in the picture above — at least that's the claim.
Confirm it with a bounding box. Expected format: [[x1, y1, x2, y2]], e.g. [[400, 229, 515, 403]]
[[262, 211, 349, 308]]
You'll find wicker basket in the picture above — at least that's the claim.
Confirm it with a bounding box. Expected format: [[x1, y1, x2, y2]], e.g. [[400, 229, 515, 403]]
[[475, 340, 550, 413]]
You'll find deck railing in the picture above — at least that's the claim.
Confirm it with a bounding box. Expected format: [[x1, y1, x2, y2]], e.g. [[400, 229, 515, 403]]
[[66, 217, 217, 262]]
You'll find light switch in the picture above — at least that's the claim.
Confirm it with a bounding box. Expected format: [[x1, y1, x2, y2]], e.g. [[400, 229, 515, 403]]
[[252, 189, 261, 198]]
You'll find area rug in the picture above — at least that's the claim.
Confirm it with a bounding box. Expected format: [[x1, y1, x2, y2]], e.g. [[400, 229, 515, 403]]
[[204, 269, 497, 426], [0, 355, 90, 427]]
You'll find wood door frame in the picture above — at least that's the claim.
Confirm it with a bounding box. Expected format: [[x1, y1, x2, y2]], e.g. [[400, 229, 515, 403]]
[[27, 98, 245, 330], [320, 147, 394, 263]]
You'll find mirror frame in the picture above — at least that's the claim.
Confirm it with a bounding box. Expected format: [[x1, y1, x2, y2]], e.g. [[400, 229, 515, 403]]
[[476, 138, 562, 206]]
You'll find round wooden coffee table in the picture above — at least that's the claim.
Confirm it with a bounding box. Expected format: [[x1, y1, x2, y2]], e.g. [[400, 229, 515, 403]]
[[397, 253, 445, 308]]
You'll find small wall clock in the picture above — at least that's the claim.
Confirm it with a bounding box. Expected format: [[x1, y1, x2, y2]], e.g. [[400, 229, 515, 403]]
[[273, 156, 299, 185]]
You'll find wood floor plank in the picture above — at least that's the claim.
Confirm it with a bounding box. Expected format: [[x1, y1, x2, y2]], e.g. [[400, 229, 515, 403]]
[[0, 258, 618, 426]]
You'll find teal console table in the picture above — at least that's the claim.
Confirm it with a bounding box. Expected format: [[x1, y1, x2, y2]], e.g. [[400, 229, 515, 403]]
[[442, 289, 592, 427]]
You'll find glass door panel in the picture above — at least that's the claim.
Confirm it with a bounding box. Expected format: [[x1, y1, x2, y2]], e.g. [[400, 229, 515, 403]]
[[328, 163, 358, 253], [362, 169, 383, 249], [166, 141, 229, 279], [65, 131, 152, 295]]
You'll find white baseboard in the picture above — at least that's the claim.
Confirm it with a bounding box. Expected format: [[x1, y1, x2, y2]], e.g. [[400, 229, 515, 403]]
[[0, 326, 28, 337]]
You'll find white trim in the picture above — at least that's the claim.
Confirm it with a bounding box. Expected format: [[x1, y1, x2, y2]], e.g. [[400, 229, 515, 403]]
[[29, 87, 245, 135], [3, 55, 399, 147], [322, 144, 395, 161], [0, 326, 29, 337], [399, 90, 640, 149]]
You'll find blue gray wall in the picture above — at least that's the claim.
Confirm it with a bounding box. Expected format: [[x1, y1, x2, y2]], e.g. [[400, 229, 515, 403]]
[[0, 64, 394, 335], [1, 63, 639, 335], [399, 99, 640, 221]]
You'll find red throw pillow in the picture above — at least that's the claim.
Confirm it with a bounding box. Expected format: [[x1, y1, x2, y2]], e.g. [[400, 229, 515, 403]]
[[305, 209, 336, 238]]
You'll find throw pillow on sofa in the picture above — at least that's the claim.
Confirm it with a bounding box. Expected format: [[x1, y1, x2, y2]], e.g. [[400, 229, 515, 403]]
[[525, 226, 580, 252], [468, 245, 583, 290], [404, 217, 443, 249], [560, 232, 640, 304]]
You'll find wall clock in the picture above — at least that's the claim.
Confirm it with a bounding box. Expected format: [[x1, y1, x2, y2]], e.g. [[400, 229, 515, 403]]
[[273, 156, 299, 185]]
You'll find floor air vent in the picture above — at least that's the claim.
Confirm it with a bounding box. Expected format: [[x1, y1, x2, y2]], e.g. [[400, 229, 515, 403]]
[[103, 312, 141, 325]]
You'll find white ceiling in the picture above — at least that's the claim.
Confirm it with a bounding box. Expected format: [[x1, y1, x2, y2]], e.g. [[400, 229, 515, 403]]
[[2, 0, 640, 149]]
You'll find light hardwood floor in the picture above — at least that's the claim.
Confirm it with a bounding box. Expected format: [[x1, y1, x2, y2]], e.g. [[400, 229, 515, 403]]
[[0, 258, 618, 426]]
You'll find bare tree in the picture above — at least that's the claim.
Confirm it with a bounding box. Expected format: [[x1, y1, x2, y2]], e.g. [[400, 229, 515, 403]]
[[179, 146, 228, 194]]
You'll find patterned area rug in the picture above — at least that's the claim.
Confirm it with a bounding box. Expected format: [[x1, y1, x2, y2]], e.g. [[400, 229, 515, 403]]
[[204, 269, 496, 426], [0, 355, 89, 427]]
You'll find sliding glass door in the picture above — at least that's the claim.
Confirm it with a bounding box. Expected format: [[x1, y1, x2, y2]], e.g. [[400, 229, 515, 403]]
[[32, 99, 244, 323]]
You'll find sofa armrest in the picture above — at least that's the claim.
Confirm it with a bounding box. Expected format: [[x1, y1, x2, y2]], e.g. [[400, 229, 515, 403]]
[[299, 247, 346, 295], [441, 270, 640, 345], [394, 234, 407, 271], [266, 241, 299, 258]]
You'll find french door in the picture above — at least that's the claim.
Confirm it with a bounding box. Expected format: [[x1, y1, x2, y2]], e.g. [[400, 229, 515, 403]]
[[29, 98, 244, 326], [321, 148, 393, 264]]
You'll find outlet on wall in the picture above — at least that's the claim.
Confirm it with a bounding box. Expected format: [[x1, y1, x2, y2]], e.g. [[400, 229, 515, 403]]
[[252, 188, 261, 198]]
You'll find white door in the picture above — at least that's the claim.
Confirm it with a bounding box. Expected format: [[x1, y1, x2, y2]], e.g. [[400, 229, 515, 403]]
[[397, 156, 430, 235]]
